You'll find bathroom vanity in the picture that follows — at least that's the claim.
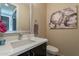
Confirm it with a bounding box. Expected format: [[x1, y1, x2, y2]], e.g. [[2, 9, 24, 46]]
[[18, 42, 47, 56], [0, 35, 48, 56]]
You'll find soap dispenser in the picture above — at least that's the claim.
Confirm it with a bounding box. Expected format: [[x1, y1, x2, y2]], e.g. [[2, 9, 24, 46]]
[[34, 20, 39, 37]]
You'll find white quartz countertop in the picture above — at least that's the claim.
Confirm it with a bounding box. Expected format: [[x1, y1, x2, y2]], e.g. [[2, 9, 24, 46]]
[[0, 37, 48, 56]]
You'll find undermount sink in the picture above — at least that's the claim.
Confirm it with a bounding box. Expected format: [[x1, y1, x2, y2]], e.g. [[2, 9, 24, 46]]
[[11, 39, 35, 48]]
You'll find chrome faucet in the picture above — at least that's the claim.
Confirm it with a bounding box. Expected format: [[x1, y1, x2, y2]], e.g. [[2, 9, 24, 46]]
[[18, 33, 22, 40]]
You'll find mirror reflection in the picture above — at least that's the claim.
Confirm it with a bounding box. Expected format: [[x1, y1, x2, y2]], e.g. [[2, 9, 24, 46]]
[[0, 3, 16, 32], [0, 3, 30, 33]]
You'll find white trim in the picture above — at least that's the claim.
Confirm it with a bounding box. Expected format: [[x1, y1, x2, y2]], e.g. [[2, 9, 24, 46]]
[[29, 3, 33, 34]]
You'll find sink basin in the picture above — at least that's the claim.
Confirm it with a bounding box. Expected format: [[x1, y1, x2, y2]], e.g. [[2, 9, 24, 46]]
[[11, 39, 35, 48]]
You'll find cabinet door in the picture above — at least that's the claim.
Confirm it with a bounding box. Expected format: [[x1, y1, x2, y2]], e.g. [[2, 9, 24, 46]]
[[31, 43, 47, 56], [18, 51, 31, 56]]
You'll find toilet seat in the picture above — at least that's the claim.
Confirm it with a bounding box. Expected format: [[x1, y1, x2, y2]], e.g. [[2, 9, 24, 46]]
[[47, 45, 59, 55]]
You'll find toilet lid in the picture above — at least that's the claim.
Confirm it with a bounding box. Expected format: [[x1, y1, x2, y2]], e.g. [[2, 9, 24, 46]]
[[47, 45, 59, 53]]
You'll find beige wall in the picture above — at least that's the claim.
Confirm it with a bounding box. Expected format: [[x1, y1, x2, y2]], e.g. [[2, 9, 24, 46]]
[[14, 3, 47, 38], [32, 4, 47, 38], [47, 3, 79, 56], [14, 4, 30, 31]]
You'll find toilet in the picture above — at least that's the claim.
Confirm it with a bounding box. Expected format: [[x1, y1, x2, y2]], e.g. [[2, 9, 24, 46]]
[[47, 45, 59, 55]]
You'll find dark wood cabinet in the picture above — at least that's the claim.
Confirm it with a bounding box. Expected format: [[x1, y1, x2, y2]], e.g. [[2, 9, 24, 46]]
[[18, 42, 47, 56]]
